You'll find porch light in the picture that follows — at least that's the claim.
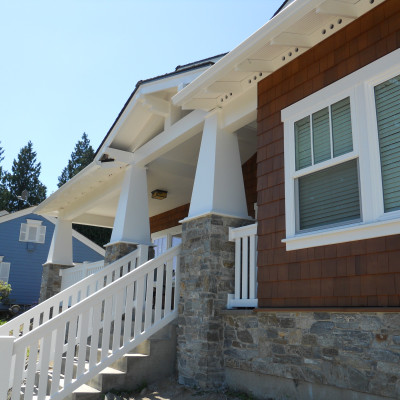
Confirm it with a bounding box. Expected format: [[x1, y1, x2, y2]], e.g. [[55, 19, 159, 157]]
[[151, 189, 168, 200]]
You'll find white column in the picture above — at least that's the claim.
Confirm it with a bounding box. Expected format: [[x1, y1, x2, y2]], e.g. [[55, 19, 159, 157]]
[[187, 109, 250, 220], [46, 218, 73, 266], [109, 164, 151, 245]]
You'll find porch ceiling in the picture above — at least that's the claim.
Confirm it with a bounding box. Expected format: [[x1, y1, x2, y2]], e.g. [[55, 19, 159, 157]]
[[172, 0, 385, 111], [36, 122, 257, 228]]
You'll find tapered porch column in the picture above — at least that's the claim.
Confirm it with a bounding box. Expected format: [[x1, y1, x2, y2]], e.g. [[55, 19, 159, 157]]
[[105, 164, 151, 264], [187, 109, 249, 220], [178, 110, 252, 389], [40, 218, 73, 302]]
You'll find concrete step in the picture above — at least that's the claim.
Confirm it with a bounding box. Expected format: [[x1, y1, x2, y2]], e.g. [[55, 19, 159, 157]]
[[64, 384, 102, 400]]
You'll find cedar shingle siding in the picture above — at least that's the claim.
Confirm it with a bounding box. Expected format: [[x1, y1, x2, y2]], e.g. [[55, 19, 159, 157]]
[[257, 0, 400, 307]]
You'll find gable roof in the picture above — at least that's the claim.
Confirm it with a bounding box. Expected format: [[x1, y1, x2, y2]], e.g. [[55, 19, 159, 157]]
[[0, 207, 105, 256]]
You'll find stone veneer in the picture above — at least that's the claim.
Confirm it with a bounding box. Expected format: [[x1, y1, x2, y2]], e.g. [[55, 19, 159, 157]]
[[39, 263, 71, 302], [222, 309, 400, 399], [177, 214, 253, 389], [104, 242, 138, 265]]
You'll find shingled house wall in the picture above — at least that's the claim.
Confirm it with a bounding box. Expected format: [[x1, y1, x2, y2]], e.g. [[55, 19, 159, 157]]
[[257, 0, 400, 307]]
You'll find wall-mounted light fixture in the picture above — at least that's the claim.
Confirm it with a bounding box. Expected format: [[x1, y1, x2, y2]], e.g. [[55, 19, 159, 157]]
[[151, 189, 168, 200]]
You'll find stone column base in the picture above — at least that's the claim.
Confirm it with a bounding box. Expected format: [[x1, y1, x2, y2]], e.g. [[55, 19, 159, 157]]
[[177, 213, 253, 389], [104, 242, 138, 265], [39, 263, 72, 302]]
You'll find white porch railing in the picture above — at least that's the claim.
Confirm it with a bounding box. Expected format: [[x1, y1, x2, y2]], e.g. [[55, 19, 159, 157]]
[[227, 223, 258, 309], [60, 260, 105, 290], [0, 244, 181, 400], [0, 246, 147, 339]]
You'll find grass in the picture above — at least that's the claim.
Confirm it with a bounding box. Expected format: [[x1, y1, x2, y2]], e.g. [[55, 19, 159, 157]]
[[0, 319, 7, 326]]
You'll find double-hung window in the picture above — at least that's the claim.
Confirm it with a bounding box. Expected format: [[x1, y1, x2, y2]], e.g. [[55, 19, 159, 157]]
[[0, 257, 10, 283], [282, 49, 400, 250]]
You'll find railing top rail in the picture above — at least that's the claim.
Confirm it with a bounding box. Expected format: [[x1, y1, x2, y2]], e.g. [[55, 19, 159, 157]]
[[0, 247, 141, 335], [14, 243, 182, 346], [229, 222, 257, 241]]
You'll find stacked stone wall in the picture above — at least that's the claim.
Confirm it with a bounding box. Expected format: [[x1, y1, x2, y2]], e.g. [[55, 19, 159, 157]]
[[222, 310, 400, 399]]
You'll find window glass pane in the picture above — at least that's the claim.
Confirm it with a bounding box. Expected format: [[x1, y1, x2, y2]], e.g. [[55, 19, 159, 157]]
[[172, 235, 182, 247], [298, 159, 360, 230], [153, 236, 167, 258], [28, 226, 38, 242], [295, 116, 311, 170], [332, 97, 353, 157], [312, 107, 331, 164], [375, 74, 400, 212]]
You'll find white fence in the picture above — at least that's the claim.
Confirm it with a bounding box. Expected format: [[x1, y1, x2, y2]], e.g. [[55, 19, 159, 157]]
[[60, 260, 105, 290], [0, 244, 181, 400], [227, 223, 258, 309]]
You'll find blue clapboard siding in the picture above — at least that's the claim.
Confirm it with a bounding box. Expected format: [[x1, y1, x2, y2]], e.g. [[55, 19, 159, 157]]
[[0, 213, 103, 305]]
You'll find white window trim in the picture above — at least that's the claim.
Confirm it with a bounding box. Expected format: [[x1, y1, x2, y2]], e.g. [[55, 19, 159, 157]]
[[19, 219, 46, 244], [151, 225, 182, 251], [281, 49, 400, 251], [0, 258, 11, 283]]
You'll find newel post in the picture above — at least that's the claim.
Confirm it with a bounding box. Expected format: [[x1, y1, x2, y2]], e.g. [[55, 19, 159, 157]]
[[0, 336, 14, 397]]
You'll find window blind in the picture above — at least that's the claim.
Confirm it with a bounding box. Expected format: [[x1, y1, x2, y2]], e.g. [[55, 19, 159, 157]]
[[375, 74, 400, 212], [298, 159, 360, 230], [295, 116, 311, 170], [332, 97, 353, 157], [312, 107, 331, 164]]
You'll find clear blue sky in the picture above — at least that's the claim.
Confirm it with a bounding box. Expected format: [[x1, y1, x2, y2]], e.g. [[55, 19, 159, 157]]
[[0, 0, 283, 195]]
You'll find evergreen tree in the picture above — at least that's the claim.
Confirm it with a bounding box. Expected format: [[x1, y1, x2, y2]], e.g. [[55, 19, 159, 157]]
[[0, 142, 11, 211], [58, 132, 95, 188], [7, 141, 47, 211], [57, 133, 111, 246]]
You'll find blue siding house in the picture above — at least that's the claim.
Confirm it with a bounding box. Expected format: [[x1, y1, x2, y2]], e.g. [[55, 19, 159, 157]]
[[0, 207, 104, 306]]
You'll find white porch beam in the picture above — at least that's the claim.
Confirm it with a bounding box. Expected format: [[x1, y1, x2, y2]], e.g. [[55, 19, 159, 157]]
[[186, 110, 249, 220], [206, 81, 243, 94], [316, 1, 359, 18], [104, 147, 135, 165], [109, 165, 151, 246], [140, 95, 170, 117], [220, 86, 257, 134], [234, 59, 274, 73], [181, 98, 217, 111], [133, 109, 206, 167], [46, 218, 73, 266], [270, 32, 312, 48], [73, 214, 115, 229]]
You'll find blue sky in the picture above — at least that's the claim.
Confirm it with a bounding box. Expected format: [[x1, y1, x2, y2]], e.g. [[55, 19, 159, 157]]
[[0, 0, 283, 194]]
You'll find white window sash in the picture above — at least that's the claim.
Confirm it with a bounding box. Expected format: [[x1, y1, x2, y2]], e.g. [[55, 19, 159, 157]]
[[281, 49, 400, 250]]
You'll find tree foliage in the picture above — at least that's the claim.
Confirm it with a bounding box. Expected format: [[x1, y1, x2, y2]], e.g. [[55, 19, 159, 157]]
[[6, 141, 47, 211], [0, 281, 12, 304], [57, 133, 111, 246], [58, 132, 95, 188], [0, 142, 10, 211]]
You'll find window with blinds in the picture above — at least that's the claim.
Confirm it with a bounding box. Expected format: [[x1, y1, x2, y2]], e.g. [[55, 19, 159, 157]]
[[375, 74, 400, 213], [294, 97, 353, 171], [294, 97, 358, 230]]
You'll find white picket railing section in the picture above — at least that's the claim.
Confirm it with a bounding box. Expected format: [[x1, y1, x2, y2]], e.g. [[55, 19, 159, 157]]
[[0, 246, 147, 340], [60, 260, 106, 290], [227, 223, 258, 309], [0, 244, 181, 400]]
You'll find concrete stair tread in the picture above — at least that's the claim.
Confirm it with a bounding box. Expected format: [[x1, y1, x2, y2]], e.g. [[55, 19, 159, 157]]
[[73, 384, 102, 394], [99, 367, 126, 375]]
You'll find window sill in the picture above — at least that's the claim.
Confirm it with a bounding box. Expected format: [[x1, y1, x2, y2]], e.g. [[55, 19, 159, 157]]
[[282, 218, 400, 250]]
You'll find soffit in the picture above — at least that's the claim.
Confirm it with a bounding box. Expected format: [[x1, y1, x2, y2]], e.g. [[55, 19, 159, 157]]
[[173, 0, 386, 111]]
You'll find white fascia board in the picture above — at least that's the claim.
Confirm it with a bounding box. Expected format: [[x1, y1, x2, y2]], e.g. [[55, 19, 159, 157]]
[[95, 67, 211, 161], [72, 214, 115, 229], [0, 206, 38, 224], [43, 215, 105, 256], [172, 0, 345, 107]]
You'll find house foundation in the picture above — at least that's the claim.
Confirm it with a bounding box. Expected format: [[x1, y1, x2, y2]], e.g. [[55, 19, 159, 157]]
[[222, 309, 400, 400], [177, 213, 252, 389]]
